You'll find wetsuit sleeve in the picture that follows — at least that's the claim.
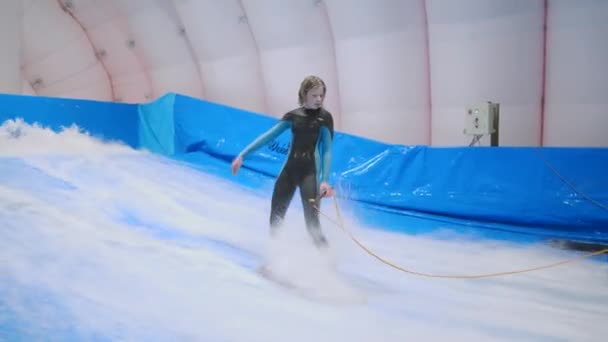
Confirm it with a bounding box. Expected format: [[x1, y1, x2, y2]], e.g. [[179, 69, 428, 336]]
[[319, 125, 333, 183], [238, 119, 290, 158]]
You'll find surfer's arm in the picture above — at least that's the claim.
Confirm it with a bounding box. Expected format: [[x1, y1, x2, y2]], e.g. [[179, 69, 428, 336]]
[[238, 120, 290, 159]]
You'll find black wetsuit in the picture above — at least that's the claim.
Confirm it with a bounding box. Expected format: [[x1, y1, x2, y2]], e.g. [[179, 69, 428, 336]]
[[238, 107, 334, 247]]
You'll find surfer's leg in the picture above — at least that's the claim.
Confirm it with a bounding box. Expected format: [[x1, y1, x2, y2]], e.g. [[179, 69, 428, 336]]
[[299, 171, 328, 248], [270, 168, 296, 236]]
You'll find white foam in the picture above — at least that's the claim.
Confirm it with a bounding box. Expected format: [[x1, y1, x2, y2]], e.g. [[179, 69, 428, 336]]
[[1, 120, 607, 341]]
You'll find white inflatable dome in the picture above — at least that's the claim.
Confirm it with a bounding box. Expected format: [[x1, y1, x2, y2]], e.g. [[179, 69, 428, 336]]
[[1, 0, 607, 147]]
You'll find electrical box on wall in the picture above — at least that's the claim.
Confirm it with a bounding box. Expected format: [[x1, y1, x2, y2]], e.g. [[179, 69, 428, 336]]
[[464, 102, 498, 135]]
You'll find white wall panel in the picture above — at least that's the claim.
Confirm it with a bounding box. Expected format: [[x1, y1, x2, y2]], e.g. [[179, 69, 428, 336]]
[[1, 0, 605, 146], [543, 0, 608, 146], [427, 0, 544, 146], [112, 72, 151, 103], [240, 0, 341, 126], [174, 0, 267, 113], [59, 0, 152, 103], [21, 78, 36, 96], [22, 0, 111, 100], [325, 0, 429, 145], [112, 0, 202, 99], [0, 0, 23, 94]]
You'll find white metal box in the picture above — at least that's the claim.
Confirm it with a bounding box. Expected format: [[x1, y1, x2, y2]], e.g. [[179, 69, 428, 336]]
[[464, 102, 497, 135]]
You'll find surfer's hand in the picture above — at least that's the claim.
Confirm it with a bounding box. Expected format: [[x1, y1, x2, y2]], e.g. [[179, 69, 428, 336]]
[[231, 156, 243, 175], [320, 182, 334, 198]]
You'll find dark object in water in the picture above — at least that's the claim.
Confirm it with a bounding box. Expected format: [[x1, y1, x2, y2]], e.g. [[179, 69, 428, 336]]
[[548, 239, 608, 253]]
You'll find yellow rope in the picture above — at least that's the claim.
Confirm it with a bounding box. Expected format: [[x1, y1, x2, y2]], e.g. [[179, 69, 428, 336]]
[[311, 196, 608, 279], [533, 148, 608, 212]]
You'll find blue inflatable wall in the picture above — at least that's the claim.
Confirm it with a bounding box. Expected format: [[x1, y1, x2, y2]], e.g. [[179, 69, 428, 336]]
[[0, 93, 138, 147], [3, 92, 608, 245]]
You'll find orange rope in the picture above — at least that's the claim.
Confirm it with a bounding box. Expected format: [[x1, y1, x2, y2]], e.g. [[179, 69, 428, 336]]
[[311, 196, 608, 279]]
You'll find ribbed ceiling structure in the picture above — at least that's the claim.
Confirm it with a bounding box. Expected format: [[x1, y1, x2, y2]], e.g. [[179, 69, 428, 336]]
[[1, 0, 606, 146]]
